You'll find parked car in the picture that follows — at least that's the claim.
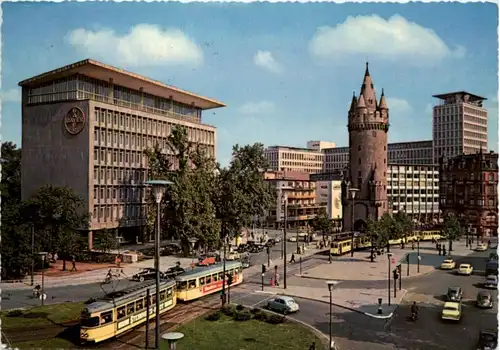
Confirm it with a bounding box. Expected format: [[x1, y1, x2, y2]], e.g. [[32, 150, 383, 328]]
[[477, 329, 498, 350], [132, 268, 164, 282], [241, 256, 251, 269], [226, 251, 241, 261], [484, 275, 498, 289], [457, 263, 473, 275], [447, 286, 463, 302], [164, 266, 185, 278], [476, 243, 488, 252], [476, 291, 494, 309], [441, 259, 456, 270], [288, 237, 297, 242], [267, 296, 300, 315], [441, 301, 462, 322]]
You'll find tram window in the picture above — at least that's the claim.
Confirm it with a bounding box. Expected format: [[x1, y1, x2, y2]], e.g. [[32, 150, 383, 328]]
[[166, 288, 172, 298], [213, 274, 218, 282], [160, 291, 166, 301], [218, 272, 223, 280], [151, 295, 157, 305], [206, 275, 212, 284], [81, 316, 100, 328], [136, 299, 144, 310], [117, 306, 126, 319], [199, 277, 205, 285], [177, 281, 187, 290], [127, 302, 135, 315], [188, 279, 196, 289], [100, 311, 113, 325]]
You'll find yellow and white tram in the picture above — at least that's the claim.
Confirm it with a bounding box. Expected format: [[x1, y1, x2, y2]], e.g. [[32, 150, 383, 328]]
[[80, 279, 176, 344], [175, 261, 243, 302]]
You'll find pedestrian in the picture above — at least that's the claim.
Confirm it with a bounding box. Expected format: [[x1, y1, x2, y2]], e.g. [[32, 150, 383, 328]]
[[411, 242, 415, 250], [438, 245, 442, 256], [443, 246, 447, 256], [70, 255, 77, 272], [116, 255, 121, 268], [53, 252, 58, 262], [290, 253, 295, 263], [275, 272, 280, 287]]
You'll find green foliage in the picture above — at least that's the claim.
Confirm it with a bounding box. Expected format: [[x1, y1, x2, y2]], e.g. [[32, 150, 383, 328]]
[[442, 214, 464, 241], [205, 311, 222, 321], [393, 211, 414, 242], [233, 309, 252, 321], [221, 304, 236, 316], [1, 141, 21, 208], [266, 314, 285, 324], [311, 209, 332, 237], [93, 229, 118, 253]]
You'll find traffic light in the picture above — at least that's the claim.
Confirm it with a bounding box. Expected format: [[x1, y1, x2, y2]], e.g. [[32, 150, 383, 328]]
[[261, 264, 266, 274], [227, 274, 233, 286]]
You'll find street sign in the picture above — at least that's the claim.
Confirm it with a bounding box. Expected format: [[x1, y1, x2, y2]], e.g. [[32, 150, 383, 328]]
[[417, 256, 421, 261]]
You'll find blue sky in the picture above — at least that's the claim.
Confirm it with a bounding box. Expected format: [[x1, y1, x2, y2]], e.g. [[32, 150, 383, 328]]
[[2, 2, 498, 166]]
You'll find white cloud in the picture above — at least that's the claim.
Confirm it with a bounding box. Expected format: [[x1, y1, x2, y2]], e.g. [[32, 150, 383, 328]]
[[253, 50, 283, 73], [309, 14, 465, 65], [66, 24, 203, 67], [386, 97, 412, 115], [238, 101, 276, 115], [1, 88, 21, 103]]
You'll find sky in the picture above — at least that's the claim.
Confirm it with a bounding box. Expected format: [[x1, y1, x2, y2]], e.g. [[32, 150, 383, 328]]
[[2, 2, 498, 166]]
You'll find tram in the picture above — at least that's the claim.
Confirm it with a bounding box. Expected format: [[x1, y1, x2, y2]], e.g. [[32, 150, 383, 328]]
[[175, 260, 243, 302], [330, 230, 443, 256], [80, 279, 176, 344]]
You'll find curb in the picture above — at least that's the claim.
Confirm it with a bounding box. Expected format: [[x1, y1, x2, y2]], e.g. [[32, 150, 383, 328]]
[[243, 304, 331, 349], [278, 294, 398, 320]]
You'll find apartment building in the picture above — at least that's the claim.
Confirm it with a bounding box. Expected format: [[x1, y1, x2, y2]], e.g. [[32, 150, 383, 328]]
[[20, 59, 225, 249], [387, 164, 440, 224], [264, 146, 324, 174], [433, 91, 488, 163], [322, 140, 434, 172], [439, 151, 498, 238], [264, 171, 326, 229]]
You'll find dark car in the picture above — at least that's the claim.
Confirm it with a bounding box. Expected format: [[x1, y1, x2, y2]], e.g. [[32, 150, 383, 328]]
[[476, 291, 494, 309], [266, 239, 276, 247], [447, 286, 463, 302], [164, 266, 185, 278], [477, 329, 498, 350], [132, 268, 164, 282]]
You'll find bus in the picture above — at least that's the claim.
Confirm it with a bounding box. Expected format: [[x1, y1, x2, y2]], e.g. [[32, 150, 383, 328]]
[[80, 279, 176, 344], [175, 261, 243, 302]]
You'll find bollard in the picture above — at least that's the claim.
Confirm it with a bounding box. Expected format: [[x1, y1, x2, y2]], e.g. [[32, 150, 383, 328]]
[[377, 298, 383, 315]]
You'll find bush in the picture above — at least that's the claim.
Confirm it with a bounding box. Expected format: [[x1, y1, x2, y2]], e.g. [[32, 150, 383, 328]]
[[236, 304, 245, 311], [205, 311, 221, 321], [233, 310, 252, 322], [250, 308, 260, 315], [221, 305, 235, 316], [7, 309, 23, 317], [253, 310, 268, 322], [266, 314, 285, 324]]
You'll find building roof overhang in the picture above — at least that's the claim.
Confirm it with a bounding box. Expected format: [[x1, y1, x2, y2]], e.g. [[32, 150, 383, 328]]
[[432, 91, 486, 102], [18, 59, 226, 110]]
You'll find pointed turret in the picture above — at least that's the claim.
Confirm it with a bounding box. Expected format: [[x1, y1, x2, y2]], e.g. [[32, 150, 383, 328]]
[[379, 88, 388, 110], [349, 92, 358, 112], [357, 94, 366, 109], [359, 62, 377, 109]]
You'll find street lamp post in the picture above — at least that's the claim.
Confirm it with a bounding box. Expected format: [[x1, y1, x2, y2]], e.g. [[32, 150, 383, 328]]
[[145, 179, 173, 350], [467, 224, 472, 248], [348, 188, 359, 257], [387, 252, 392, 306], [39, 252, 47, 306], [326, 281, 339, 350], [31, 225, 35, 286], [277, 186, 293, 290], [417, 238, 420, 273]]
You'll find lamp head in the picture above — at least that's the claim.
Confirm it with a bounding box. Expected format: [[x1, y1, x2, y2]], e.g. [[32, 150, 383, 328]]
[[348, 187, 359, 199], [39, 252, 48, 260], [145, 180, 173, 204], [326, 280, 339, 291]]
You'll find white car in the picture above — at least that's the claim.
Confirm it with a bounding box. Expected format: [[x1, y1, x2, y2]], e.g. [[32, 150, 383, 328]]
[[288, 237, 297, 242], [475, 243, 488, 252], [457, 263, 473, 275], [226, 251, 241, 261]]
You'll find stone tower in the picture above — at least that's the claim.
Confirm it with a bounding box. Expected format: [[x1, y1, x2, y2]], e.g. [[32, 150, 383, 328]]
[[342, 63, 389, 232]]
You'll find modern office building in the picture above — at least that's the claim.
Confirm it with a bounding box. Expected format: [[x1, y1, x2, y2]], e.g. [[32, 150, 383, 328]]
[[432, 91, 488, 163], [264, 145, 324, 174], [387, 164, 440, 224], [315, 180, 343, 230], [307, 140, 336, 151], [20, 59, 225, 249], [439, 151, 498, 239], [323, 140, 434, 172], [264, 171, 326, 229]]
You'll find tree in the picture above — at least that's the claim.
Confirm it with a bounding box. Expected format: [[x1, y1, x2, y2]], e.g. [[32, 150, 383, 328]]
[[366, 216, 382, 262], [376, 213, 394, 252], [1, 142, 21, 209], [21, 185, 90, 271], [442, 213, 464, 252], [311, 210, 332, 243], [393, 211, 414, 244], [94, 229, 118, 253]]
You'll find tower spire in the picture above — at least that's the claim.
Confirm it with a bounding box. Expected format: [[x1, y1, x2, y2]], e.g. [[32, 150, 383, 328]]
[[365, 62, 370, 77], [379, 88, 388, 110], [360, 62, 376, 108]]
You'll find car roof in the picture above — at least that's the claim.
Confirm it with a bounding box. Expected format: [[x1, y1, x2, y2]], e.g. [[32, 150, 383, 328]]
[[443, 259, 453, 262], [486, 275, 498, 279], [448, 286, 461, 291], [277, 296, 295, 302], [444, 302, 460, 307], [459, 263, 470, 266], [478, 291, 492, 297]]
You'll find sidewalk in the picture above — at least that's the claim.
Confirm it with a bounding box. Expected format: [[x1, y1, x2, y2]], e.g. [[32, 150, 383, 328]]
[[257, 240, 478, 319]]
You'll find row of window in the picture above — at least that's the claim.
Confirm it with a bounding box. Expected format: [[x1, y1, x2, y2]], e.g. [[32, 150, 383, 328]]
[[441, 199, 496, 207], [177, 268, 242, 290], [389, 189, 439, 194], [94, 166, 148, 186], [94, 146, 148, 169], [93, 204, 146, 223], [93, 185, 147, 204], [116, 288, 172, 320]]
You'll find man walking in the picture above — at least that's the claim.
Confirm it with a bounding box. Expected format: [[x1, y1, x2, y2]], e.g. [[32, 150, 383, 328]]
[[70, 255, 77, 272], [290, 253, 296, 263]]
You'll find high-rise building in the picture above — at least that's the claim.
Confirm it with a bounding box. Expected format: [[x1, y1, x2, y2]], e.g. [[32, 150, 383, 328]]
[[439, 151, 498, 239], [20, 59, 225, 249], [315, 179, 343, 230], [432, 91, 488, 163], [264, 146, 323, 174], [341, 63, 389, 231], [323, 140, 433, 172]]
